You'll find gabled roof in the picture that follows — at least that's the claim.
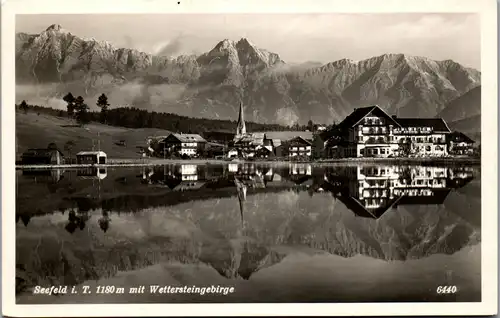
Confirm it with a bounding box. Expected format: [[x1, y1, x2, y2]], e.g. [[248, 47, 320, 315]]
[[320, 105, 401, 140], [169, 133, 206, 143], [234, 133, 265, 146], [395, 118, 451, 133], [288, 136, 312, 146], [448, 131, 475, 143], [341, 105, 401, 129]]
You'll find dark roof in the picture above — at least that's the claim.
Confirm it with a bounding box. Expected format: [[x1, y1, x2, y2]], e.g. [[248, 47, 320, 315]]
[[449, 131, 475, 143], [320, 105, 400, 140], [395, 118, 451, 132], [288, 136, 312, 146], [22, 148, 64, 157]]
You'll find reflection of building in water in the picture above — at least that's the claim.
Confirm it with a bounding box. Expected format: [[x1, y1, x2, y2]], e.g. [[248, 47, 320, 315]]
[[288, 163, 313, 186], [21, 169, 65, 183], [228, 163, 267, 188], [323, 165, 473, 219], [234, 177, 247, 224], [142, 165, 206, 191], [77, 167, 107, 180]]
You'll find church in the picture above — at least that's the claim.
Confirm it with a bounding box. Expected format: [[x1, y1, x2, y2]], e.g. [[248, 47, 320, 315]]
[[230, 102, 273, 159]]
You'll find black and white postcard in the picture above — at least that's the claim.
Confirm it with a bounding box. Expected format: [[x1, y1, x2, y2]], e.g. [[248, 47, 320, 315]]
[[2, 0, 498, 316]]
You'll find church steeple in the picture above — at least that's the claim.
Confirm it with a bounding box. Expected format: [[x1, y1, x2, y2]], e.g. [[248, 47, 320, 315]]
[[236, 101, 246, 137]]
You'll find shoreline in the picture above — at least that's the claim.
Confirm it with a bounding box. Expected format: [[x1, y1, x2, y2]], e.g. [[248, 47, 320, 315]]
[[15, 157, 481, 169]]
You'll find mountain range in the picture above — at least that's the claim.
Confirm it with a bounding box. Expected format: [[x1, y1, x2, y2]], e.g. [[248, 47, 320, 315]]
[[16, 24, 481, 132]]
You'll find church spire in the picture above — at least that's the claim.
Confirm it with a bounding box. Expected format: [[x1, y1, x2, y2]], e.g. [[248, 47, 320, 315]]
[[236, 101, 246, 137]]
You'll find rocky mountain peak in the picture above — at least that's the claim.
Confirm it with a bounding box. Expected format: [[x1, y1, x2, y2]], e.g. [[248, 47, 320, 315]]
[[214, 39, 236, 50], [15, 25, 481, 126], [45, 24, 64, 32]]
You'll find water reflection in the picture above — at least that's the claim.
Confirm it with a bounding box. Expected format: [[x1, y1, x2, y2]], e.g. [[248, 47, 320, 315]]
[[15, 163, 481, 302]]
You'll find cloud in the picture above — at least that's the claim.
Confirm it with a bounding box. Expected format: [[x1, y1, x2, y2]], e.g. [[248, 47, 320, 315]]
[[275, 107, 299, 126], [153, 36, 183, 57]]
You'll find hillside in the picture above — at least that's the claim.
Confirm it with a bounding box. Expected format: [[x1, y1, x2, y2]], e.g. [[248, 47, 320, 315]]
[[16, 24, 481, 126], [436, 86, 481, 142], [15, 112, 172, 159]]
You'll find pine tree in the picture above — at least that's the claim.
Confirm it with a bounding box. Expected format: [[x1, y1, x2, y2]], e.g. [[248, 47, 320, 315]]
[[20, 100, 29, 113], [63, 93, 76, 118], [307, 119, 314, 132], [96, 93, 110, 124], [74, 96, 90, 126]]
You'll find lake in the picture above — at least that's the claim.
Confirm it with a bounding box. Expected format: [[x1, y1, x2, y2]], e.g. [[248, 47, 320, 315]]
[[15, 163, 481, 304]]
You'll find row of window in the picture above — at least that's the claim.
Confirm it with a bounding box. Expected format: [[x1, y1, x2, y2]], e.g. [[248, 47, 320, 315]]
[[180, 143, 197, 147], [356, 135, 445, 143], [393, 126, 433, 134]]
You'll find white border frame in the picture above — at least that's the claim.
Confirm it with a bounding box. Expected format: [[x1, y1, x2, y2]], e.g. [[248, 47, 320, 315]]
[[2, 0, 498, 316]]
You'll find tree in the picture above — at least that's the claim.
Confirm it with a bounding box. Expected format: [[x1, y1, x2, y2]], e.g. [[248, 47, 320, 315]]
[[63, 93, 76, 118], [74, 96, 90, 126], [20, 100, 29, 114], [47, 142, 58, 150], [96, 93, 110, 124]]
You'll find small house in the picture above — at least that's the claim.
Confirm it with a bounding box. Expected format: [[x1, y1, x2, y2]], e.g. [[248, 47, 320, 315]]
[[447, 131, 475, 155], [159, 133, 206, 157], [288, 136, 312, 158], [21, 148, 64, 165], [76, 151, 107, 164]]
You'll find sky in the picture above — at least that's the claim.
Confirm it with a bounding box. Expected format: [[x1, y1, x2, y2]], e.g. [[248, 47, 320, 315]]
[[16, 13, 480, 69]]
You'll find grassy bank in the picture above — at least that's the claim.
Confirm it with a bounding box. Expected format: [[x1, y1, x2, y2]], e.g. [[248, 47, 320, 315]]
[[16, 112, 172, 159]]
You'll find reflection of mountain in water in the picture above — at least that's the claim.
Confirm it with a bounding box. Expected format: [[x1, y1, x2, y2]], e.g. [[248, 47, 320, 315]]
[[16, 164, 480, 291], [199, 176, 283, 280]]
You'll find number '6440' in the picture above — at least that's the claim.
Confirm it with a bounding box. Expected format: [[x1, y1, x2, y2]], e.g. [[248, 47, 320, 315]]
[[436, 286, 457, 294]]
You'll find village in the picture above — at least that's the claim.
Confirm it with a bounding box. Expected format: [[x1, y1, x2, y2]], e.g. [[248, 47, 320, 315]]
[[19, 103, 479, 167]]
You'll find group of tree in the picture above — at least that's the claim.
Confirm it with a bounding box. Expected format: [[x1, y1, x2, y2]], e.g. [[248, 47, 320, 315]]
[[16, 99, 293, 134], [63, 93, 91, 126]]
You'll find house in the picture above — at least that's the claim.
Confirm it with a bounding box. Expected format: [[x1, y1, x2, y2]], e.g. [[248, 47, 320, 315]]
[[287, 136, 312, 158], [255, 145, 274, 158], [76, 151, 107, 164], [324, 105, 451, 158], [159, 133, 207, 157], [21, 148, 64, 165], [392, 117, 451, 157], [233, 132, 270, 158], [272, 139, 283, 157], [447, 131, 475, 155]]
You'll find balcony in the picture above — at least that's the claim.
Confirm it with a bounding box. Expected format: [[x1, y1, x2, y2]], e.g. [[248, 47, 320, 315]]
[[360, 127, 388, 135], [364, 137, 389, 144]]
